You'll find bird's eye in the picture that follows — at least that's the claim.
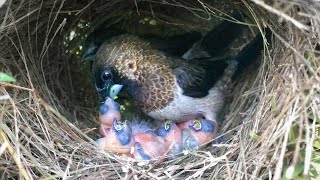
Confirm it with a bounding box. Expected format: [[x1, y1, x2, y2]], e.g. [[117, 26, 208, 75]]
[[101, 70, 113, 82]]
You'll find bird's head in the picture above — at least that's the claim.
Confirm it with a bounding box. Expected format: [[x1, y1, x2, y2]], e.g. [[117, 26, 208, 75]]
[[111, 119, 133, 145], [93, 34, 170, 102]]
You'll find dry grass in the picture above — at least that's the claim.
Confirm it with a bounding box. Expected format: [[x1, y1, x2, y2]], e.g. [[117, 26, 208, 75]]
[[0, 0, 319, 179]]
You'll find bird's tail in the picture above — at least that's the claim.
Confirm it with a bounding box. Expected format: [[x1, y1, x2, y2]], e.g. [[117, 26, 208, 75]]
[[187, 27, 272, 93], [182, 12, 246, 60], [231, 28, 272, 80]]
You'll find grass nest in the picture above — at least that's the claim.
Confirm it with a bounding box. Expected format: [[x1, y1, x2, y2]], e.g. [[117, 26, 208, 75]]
[[0, 0, 319, 179]]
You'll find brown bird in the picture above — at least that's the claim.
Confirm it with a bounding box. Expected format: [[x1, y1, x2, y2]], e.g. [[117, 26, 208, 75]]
[[92, 19, 269, 155], [93, 34, 228, 123]]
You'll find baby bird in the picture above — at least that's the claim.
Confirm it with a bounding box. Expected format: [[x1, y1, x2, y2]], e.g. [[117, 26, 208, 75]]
[[96, 119, 135, 154], [157, 119, 183, 154], [99, 97, 121, 136], [158, 119, 216, 153], [97, 117, 168, 160], [133, 132, 167, 160], [177, 118, 217, 149]]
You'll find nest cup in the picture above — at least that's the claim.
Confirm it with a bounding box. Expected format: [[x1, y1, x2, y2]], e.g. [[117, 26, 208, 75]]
[[0, 0, 319, 179]]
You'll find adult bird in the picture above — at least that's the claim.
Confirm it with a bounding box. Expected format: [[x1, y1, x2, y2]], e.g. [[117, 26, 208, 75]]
[[92, 16, 270, 152]]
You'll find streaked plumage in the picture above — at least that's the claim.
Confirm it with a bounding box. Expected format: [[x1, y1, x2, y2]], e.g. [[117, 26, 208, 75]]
[[94, 34, 235, 123]]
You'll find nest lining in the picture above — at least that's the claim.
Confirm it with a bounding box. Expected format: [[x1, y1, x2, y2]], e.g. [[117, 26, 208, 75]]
[[0, 0, 319, 179]]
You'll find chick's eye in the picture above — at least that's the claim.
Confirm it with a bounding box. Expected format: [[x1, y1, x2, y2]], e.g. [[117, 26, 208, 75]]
[[101, 70, 113, 82]]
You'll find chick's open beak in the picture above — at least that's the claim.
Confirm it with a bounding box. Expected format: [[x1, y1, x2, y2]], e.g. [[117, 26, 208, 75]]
[[97, 119, 135, 154], [178, 118, 217, 149]]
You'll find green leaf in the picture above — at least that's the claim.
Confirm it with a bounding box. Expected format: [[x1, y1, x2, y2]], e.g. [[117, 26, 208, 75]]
[[294, 176, 307, 180], [149, 19, 157, 26], [285, 164, 304, 179], [304, 51, 314, 60], [288, 126, 296, 142], [310, 165, 319, 178], [249, 131, 260, 140], [271, 96, 277, 109], [314, 141, 320, 150], [0, 72, 16, 82]]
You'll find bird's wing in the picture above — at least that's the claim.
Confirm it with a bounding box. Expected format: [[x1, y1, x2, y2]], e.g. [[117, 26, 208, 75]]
[[171, 58, 228, 98]]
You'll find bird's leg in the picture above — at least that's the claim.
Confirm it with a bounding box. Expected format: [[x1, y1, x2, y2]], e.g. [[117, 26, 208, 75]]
[[177, 115, 217, 149], [98, 97, 121, 136], [96, 119, 135, 154], [157, 119, 183, 154]]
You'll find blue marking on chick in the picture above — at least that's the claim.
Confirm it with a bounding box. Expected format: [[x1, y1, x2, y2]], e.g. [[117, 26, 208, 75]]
[[181, 129, 198, 149], [99, 103, 109, 115], [112, 120, 133, 146], [157, 127, 169, 137], [135, 142, 152, 160], [112, 101, 120, 112], [189, 119, 215, 133], [157, 120, 171, 137], [117, 129, 132, 146]]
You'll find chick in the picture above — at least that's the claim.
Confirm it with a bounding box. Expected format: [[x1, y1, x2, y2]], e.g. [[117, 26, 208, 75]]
[[97, 119, 135, 154], [99, 97, 121, 136], [97, 118, 168, 160], [178, 118, 217, 149], [157, 119, 183, 154]]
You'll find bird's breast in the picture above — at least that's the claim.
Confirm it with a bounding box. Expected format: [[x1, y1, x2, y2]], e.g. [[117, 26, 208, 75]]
[[129, 67, 176, 113], [146, 86, 225, 122]]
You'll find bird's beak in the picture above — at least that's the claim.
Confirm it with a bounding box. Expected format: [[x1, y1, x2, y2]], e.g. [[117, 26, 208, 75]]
[[97, 82, 123, 102], [157, 119, 172, 137], [189, 119, 215, 133], [109, 84, 123, 100], [112, 118, 126, 131]]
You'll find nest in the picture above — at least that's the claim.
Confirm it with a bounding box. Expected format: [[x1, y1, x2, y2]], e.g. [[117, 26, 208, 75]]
[[0, 0, 319, 179]]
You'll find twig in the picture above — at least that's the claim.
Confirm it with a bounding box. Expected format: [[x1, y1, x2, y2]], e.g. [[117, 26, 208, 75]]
[[273, 98, 299, 180], [0, 130, 31, 180], [0, 82, 33, 91], [250, 0, 310, 31]]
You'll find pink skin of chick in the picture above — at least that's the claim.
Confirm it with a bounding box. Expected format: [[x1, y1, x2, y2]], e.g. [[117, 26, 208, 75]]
[[96, 119, 135, 154], [133, 133, 168, 160], [98, 98, 121, 136], [157, 120, 184, 155], [177, 117, 217, 149], [96, 98, 217, 159]]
